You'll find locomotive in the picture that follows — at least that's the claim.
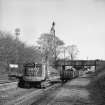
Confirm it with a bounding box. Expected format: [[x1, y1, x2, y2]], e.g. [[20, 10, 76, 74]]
[[18, 63, 60, 88], [60, 66, 79, 82]]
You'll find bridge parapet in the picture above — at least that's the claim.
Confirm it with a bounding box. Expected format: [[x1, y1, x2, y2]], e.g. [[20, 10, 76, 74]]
[[56, 60, 96, 66]]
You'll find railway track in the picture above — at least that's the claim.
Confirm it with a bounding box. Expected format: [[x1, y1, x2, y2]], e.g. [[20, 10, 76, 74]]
[[3, 83, 61, 105], [0, 88, 37, 105], [0, 81, 18, 91], [0, 87, 37, 105]]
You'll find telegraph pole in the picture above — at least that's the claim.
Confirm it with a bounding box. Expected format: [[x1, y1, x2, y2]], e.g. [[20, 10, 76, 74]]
[[50, 21, 56, 62]]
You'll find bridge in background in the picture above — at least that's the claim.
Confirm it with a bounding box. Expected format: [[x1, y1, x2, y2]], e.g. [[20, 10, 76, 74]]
[[55, 60, 105, 71]]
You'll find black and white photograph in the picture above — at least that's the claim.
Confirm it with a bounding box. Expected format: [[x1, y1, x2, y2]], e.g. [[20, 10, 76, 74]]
[[0, 0, 105, 105]]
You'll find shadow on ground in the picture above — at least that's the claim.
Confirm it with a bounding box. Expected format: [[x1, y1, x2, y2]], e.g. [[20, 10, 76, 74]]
[[53, 75, 105, 105], [87, 75, 105, 105]]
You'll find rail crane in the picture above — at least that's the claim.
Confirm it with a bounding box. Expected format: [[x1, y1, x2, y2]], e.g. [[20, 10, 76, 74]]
[[18, 22, 60, 88]]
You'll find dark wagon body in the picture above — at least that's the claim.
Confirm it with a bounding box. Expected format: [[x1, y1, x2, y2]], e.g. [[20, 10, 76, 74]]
[[60, 67, 79, 81]]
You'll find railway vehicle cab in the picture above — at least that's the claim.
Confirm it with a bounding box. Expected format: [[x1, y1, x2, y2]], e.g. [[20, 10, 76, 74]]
[[18, 63, 47, 88], [18, 62, 60, 88], [23, 63, 46, 82]]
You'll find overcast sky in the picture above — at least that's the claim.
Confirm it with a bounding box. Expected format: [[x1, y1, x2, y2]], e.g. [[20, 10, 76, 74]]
[[0, 0, 105, 60]]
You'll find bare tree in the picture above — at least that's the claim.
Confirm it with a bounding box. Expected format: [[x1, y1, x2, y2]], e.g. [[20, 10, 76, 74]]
[[66, 45, 79, 60], [37, 33, 64, 64], [0, 31, 41, 73]]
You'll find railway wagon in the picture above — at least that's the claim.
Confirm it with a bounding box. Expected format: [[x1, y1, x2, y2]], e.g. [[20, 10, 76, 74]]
[[60, 66, 79, 82], [18, 63, 60, 88]]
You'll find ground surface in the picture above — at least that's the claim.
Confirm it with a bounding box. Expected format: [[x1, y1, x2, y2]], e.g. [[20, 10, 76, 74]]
[[32, 74, 104, 105], [50, 77, 94, 105], [0, 87, 37, 105]]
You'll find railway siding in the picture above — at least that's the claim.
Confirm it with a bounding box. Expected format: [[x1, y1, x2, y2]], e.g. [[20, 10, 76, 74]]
[[5, 83, 61, 105], [0, 88, 37, 105], [0, 82, 18, 91]]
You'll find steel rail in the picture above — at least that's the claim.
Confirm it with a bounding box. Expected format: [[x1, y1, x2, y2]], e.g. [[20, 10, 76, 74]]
[[5, 83, 61, 105], [0, 82, 18, 91]]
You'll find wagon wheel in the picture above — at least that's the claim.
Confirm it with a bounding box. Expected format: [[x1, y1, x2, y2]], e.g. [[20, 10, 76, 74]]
[[24, 81, 30, 88], [39, 81, 46, 89], [18, 80, 24, 88]]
